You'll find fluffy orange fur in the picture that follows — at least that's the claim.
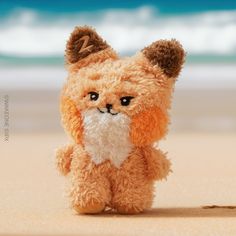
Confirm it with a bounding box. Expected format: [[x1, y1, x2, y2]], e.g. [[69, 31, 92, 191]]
[[60, 96, 83, 144], [130, 107, 168, 146], [56, 26, 185, 214]]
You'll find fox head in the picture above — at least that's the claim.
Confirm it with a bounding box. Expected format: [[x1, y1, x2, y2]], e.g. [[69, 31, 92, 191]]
[[61, 26, 185, 148]]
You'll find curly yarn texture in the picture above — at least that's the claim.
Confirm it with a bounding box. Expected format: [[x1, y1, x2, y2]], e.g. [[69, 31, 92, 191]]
[[56, 26, 185, 214]]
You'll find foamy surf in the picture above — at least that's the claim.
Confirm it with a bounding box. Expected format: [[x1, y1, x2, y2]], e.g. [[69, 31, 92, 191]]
[[0, 6, 236, 57]]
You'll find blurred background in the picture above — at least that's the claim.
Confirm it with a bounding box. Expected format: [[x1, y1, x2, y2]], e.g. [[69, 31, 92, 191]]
[[1, 0, 236, 134]]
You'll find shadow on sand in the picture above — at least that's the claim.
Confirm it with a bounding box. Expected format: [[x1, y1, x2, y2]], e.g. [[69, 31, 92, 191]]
[[93, 206, 236, 218]]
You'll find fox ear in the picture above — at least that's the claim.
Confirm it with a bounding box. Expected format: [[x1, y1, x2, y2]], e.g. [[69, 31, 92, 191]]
[[65, 26, 117, 70], [141, 39, 185, 78]]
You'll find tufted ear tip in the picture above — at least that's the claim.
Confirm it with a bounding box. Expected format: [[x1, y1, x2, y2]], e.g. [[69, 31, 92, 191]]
[[142, 39, 185, 78], [65, 26, 110, 64]]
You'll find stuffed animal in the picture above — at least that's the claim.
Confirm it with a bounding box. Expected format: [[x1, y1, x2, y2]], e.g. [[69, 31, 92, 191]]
[[56, 26, 185, 214]]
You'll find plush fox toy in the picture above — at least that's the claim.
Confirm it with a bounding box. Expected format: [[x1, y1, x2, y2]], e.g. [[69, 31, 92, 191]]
[[56, 26, 185, 214]]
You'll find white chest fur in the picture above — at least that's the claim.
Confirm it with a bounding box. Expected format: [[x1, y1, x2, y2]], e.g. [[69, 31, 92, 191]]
[[82, 109, 133, 167]]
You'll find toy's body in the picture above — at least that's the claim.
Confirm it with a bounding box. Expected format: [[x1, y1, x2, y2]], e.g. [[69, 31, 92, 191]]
[[56, 26, 185, 214]]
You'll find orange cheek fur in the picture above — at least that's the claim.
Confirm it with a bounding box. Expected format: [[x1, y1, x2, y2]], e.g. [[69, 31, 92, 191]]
[[61, 96, 84, 144], [130, 106, 168, 146]]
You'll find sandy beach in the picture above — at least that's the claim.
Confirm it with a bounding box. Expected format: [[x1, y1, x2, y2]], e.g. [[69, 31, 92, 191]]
[[1, 132, 236, 236], [1, 64, 235, 235], [1, 67, 236, 236]]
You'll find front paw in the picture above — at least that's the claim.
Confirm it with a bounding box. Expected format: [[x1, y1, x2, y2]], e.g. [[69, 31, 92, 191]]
[[56, 145, 73, 175], [158, 155, 171, 180], [146, 148, 172, 180]]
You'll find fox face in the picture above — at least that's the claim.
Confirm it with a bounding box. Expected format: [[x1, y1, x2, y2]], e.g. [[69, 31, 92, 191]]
[[61, 26, 185, 166]]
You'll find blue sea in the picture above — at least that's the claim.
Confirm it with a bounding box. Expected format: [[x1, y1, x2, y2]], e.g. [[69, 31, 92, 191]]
[[0, 0, 236, 65], [1, 0, 236, 90]]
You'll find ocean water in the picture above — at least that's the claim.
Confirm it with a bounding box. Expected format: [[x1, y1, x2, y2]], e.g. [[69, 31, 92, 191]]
[[0, 1, 236, 90], [0, 1, 236, 64]]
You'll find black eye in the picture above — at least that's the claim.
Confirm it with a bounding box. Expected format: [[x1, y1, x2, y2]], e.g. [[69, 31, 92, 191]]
[[88, 92, 99, 101], [120, 96, 134, 106]]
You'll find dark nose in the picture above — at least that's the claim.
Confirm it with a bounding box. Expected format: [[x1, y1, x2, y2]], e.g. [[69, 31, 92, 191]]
[[106, 103, 112, 111]]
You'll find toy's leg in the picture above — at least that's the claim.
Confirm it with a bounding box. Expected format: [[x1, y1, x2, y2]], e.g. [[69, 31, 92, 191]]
[[111, 149, 154, 214], [69, 147, 111, 214]]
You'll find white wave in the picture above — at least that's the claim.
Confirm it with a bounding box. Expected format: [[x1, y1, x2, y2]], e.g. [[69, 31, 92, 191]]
[[0, 6, 236, 56]]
